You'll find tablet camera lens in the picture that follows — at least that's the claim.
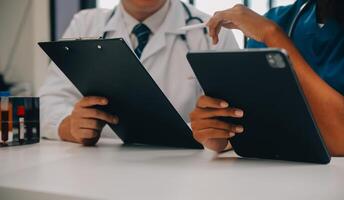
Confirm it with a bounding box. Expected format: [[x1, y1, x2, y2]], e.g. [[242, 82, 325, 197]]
[[266, 53, 286, 69]]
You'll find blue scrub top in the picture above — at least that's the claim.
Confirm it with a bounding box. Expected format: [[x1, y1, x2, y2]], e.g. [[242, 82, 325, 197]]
[[247, 0, 344, 95]]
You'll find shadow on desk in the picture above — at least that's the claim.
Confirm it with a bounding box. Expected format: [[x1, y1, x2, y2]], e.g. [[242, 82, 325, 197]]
[[62, 139, 321, 168], [119, 143, 200, 150], [212, 156, 318, 168], [117, 143, 315, 167], [81, 139, 199, 151]]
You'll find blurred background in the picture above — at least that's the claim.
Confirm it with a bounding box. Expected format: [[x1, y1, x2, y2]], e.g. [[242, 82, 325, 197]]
[[0, 0, 295, 96]]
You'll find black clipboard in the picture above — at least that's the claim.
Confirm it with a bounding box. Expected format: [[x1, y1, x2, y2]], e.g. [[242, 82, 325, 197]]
[[39, 38, 202, 149], [187, 49, 331, 163]]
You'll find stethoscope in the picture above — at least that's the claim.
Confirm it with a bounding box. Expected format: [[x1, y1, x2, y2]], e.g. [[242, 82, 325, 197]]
[[100, 0, 311, 49], [288, 0, 313, 37], [101, 1, 209, 50]]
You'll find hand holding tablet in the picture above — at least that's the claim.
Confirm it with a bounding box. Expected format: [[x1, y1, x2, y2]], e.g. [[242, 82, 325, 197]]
[[187, 49, 330, 164], [190, 96, 244, 152]]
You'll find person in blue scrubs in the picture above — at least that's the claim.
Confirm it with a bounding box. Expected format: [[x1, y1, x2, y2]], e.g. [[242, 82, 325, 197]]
[[189, 0, 344, 156]]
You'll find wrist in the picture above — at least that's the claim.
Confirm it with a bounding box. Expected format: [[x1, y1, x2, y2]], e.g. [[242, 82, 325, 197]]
[[262, 22, 285, 46]]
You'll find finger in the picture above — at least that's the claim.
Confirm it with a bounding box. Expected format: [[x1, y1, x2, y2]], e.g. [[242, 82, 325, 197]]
[[192, 119, 244, 133], [213, 24, 222, 44], [78, 119, 105, 130], [193, 107, 244, 119], [197, 95, 229, 109], [78, 108, 119, 124], [210, 24, 221, 45], [192, 119, 232, 131], [73, 128, 98, 140], [194, 128, 233, 143], [76, 96, 108, 108], [80, 132, 101, 146], [212, 21, 236, 44], [208, 10, 236, 44], [207, 12, 225, 44]]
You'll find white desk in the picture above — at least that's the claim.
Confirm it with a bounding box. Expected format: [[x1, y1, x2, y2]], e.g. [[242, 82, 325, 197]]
[[0, 138, 343, 200]]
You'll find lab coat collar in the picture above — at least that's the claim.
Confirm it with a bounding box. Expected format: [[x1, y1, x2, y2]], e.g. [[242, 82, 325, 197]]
[[102, 5, 135, 48], [103, 0, 188, 62], [103, 6, 122, 34], [163, 0, 188, 35], [139, 0, 187, 62]]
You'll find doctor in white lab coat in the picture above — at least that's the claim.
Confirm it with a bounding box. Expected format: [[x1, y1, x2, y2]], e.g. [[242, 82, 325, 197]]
[[39, 0, 238, 145]]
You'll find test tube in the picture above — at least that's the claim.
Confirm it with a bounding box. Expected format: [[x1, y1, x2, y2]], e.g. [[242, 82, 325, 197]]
[[8, 100, 13, 143], [17, 106, 25, 145], [1, 97, 9, 146]]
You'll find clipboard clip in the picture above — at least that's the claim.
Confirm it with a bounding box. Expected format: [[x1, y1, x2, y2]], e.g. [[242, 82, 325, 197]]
[[58, 37, 103, 41], [58, 37, 105, 51]]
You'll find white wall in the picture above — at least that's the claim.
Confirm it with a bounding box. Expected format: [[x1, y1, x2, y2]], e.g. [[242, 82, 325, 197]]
[[0, 0, 50, 95]]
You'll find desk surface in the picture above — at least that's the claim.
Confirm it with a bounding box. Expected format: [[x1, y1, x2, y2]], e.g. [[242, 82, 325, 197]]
[[0, 139, 343, 200]]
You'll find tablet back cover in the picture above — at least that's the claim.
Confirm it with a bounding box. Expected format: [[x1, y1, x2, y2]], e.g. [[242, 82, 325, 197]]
[[187, 49, 330, 163], [39, 38, 202, 149]]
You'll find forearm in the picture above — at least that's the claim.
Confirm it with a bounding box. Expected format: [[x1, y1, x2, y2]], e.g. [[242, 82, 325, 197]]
[[58, 116, 78, 143], [264, 26, 344, 156]]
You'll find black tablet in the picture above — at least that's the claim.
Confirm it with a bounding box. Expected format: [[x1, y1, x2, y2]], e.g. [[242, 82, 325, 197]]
[[187, 49, 330, 163], [39, 38, 202, 149]]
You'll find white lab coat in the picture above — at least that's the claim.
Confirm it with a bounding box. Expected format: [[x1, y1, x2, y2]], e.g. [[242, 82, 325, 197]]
[[39, 0, 238, 139]]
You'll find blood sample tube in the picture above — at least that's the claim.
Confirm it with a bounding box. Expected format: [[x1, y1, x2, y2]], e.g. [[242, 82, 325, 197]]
[[1, 97, 9, 146], [8, 100, 13, 143], [17, 106, 25, 145]]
